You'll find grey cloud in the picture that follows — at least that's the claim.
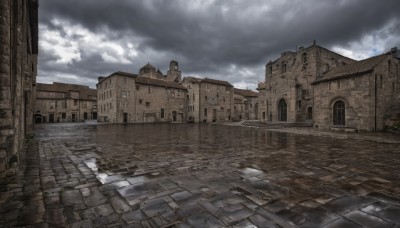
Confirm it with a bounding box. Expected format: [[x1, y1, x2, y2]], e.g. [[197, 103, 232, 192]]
[[38, 0, 400, 88]]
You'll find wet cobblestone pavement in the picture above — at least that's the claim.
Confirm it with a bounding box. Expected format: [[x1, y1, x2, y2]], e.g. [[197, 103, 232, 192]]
[[1, 122, 400, 227]]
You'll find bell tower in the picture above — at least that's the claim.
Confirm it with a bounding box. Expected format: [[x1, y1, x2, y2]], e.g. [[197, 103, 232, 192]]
[[167, 60, 181, 82]]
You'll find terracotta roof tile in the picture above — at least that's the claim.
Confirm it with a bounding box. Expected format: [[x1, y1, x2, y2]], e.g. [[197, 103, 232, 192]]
[[202, 77, 233, 87], [136, 77, 187, 90], [234, 88, 259, 97], [313, 54, 386, 84]]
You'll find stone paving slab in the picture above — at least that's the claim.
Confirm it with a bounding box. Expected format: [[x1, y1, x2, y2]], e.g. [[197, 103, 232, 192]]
[[0, 123, 400, 227]]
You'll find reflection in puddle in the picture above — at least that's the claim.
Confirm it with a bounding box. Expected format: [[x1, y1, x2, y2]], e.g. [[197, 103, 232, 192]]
[[240, 167, 264, 176]]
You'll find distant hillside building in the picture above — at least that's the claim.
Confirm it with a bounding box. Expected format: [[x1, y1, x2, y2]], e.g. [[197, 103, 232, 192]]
[[97, 61, 187, 123], [233, 88, 259, 121], [35, 82, 97, 123], [182, 77, 234, 123]]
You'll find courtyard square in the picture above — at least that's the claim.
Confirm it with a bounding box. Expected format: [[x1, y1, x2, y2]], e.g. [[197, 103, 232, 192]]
[[1, 122, 400, 227]]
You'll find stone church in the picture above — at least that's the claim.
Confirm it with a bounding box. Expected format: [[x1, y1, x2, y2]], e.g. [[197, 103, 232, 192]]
[[265, 41, 400, 131]]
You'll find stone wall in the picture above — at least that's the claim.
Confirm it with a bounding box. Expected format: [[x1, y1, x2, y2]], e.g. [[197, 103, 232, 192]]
[[0, 0, 38, 179], [257, 82, 267, 121], [135, 84, 187, 123], [199, 83, 233, 122], [183, 81, 201, 123], [313, 74, 373, 131]]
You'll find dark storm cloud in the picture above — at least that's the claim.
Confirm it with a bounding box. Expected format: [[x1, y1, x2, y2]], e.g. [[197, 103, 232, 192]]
[[38, 0, 400, 88]]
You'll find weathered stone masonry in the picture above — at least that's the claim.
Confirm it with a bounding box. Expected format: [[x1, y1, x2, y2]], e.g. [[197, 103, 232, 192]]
[[0, 0, 38, 179]]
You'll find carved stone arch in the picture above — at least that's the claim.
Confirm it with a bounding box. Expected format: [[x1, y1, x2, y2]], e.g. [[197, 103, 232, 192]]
[[277, 98, 287, 122], [330, 96, 347, 126]]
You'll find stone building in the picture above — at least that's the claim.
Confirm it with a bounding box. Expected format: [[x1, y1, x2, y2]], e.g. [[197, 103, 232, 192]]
[[265, 41, 355, 123], [0, 0, 38, 178], [257, 82, 267, 120], [233, 88, 259, 121], [182, 77, 234, 123], [97, 61, 187, 123], [35, 82, 97, 123], [312, 49, 400, 131]]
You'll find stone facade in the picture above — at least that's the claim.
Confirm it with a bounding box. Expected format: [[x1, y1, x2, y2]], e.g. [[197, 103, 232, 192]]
[[233, 88, 259, 121], [257, 82, 267, 121], [97, 61, 187, 123], [183, 77, 234, 123], [0, 0, 38, 179], [35, 82, 97, 123], [313, 50, 400, 131], [265, 42, 355, 123]]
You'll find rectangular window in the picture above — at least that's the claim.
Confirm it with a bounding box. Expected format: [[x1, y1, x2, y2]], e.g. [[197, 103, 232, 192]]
[[297, 100, 302, 112], [62, 113, 66, 119], [124, 77, 127, 83], [122, 91, 126, 98], [193, 94, 195, 101], [50, 101, 54, 109], [204, 108, 207, 116], [205, 96, 208, 102], [146, 102, 150, 107], [148, 87, 151, 94], [136, 85, 140, 90], [161, 108, 164, 118], [139, 99, 142, 104], [62, 100, 67, 108], [74, 100, 78, 106]]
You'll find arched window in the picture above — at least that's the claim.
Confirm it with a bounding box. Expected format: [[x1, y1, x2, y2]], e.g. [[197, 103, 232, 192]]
[[333, 101, 345, 126], [302, 53, 308, 63], [278, 99, 287, 122], [281, 62, 287, 73]]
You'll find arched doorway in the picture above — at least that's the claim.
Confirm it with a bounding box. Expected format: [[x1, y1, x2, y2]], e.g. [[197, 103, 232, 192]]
[[333, 100, 345, 126], [34, 114, 43, 124], [278, 99, 287, 122]]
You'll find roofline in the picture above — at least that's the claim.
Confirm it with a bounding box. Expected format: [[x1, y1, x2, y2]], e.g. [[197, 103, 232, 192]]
[[96, 71, 137, 85], [266, 43, 355, 66], [135, 80, 187, 91], [312, 70, 373, 85]]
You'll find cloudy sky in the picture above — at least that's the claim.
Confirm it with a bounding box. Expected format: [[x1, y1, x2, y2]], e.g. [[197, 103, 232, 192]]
[[38, 0, 400, 89]]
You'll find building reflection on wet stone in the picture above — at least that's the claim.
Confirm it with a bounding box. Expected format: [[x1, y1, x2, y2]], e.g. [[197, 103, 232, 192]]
[[6, 122, 397, 227]]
